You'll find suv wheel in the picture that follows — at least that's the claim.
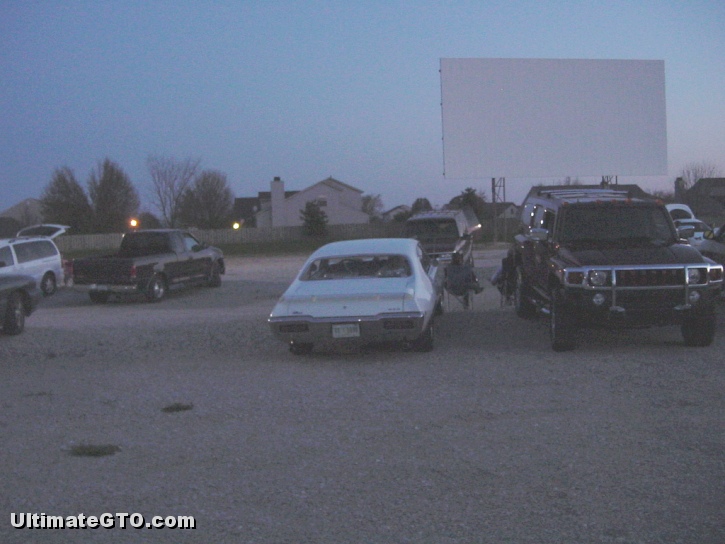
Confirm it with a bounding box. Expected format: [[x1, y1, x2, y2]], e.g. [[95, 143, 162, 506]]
[[681, 315, 716, 347], [41, 272, 57, 296], [550, 289, 577, 352], [514, 266, 536, 319]]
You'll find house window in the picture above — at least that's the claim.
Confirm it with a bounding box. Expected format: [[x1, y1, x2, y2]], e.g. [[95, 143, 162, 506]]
[[316, 196, 327, 207]]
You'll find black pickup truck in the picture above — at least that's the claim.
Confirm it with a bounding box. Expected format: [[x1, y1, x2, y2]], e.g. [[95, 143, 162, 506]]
[[72, 229, 225, 303], [507, 186, 723, 351]]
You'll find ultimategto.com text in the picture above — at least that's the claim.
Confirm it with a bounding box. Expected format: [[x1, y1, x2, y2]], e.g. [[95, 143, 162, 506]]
[[11, 512, 195, 530]]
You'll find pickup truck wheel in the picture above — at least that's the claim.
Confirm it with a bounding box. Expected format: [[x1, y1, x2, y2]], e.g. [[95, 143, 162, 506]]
[[207, 261, 222, 288], [41, 272, 57, 296], [289, 341, 313, 355], [681, 315, 716, 347], [3, 291, 25, 335], [514, 266, 537, 319], [146, 275, 166, 303], [550, 289, 577, 352], [88, 291, 109, 304]]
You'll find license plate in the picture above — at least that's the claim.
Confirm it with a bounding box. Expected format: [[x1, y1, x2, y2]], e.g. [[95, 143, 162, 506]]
[[332, 323, 360, 338]]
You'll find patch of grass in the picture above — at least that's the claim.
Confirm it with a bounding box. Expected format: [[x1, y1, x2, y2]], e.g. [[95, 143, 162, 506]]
[[161, 402, 194, 413], [69, 444, 121, 457]]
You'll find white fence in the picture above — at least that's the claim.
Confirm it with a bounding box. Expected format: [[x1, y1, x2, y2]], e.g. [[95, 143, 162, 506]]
[[54, 223, 407, 253]]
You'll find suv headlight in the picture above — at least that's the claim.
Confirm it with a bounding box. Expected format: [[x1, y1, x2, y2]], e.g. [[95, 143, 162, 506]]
[[687, 268, 701, 284], [588, 270, 608, 287]]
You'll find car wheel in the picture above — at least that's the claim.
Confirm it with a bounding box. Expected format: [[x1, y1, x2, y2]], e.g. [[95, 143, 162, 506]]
[[681, 315, 716, 347], [3, 291, 25, 335], [411, 319, 435, 352], [207, 261, 222, 288], [41, 272, 57, 296], [89, 291, 109, 304], [289, 341, 313, 355], [146, 275, 166, 303], [550, 289, 577, 352], [514, 266, 536, 319]]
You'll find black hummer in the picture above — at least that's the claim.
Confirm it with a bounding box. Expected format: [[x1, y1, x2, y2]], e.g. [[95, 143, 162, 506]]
[[508, 186, 723, 351]]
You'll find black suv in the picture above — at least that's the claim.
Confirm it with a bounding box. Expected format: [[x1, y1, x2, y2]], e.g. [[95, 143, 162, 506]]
[[508, 186, 723, 351]]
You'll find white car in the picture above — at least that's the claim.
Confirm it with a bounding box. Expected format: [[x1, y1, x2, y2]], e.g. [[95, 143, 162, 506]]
[[269, 238, 444, 354], [0, 224, 68, 296]]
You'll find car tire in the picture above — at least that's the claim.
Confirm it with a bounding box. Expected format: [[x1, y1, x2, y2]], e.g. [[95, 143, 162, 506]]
[[89, 291, 110, 304], [411, 320, 435, 352], [289, 341, 313, 355], [41, 272, 57, 296], [207, 261, 222, 288], [681, 315, 716, 347], [146, 274, 166, 303], [514, 266, 537, 319], [3, 291, 25, 335], [550, 289, 577, 352]]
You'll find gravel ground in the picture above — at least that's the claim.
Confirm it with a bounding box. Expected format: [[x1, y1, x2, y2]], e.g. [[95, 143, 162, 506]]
[[1, 249, 723, 543]]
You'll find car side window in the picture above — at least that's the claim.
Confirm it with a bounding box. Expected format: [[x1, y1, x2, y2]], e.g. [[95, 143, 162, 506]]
[[0, 246, 14, 267], [183, 234, 199, 252], [417, 244, 431, 272], [13, 242, 37, 263]]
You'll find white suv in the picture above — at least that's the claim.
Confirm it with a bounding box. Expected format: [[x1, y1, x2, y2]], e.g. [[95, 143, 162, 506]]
[[0, 224, 68, 296]]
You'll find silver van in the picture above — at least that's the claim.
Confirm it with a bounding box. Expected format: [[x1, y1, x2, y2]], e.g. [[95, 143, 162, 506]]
[[0, 225, 68, 296]]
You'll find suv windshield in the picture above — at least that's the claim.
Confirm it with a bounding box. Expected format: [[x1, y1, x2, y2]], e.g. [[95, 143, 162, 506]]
[[559, 205, 676, 245]]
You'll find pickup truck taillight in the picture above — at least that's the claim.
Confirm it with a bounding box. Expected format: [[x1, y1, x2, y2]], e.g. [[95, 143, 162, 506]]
[[130, 265, 137, 279]]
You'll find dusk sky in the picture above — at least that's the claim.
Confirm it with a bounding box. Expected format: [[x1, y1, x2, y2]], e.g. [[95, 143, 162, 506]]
[[2, 1, 724, 216]]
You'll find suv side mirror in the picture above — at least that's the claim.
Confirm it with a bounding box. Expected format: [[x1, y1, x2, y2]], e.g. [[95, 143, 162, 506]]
[[530, 227, 549, 241]]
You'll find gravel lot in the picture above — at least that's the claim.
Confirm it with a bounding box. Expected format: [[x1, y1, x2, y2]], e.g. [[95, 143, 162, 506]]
[[1, 248, 723, 543]]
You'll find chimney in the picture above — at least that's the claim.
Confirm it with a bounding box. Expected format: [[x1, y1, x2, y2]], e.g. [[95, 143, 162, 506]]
[[271, 176, 285, 227]]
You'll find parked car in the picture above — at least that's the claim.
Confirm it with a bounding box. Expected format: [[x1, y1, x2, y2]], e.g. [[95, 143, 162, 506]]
[[0, 275, 42, 335], [72, 229, 225, 303], [666, 203, 695, 221], [673, 218, 712, 246], [0, 224, 68, 296], [269, 238, 444, 354], [403, 208, 480, 266], [508, 186, 723, 351]]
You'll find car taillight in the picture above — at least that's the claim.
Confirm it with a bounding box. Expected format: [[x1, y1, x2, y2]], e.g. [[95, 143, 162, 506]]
[[130, 265, 137, 279]]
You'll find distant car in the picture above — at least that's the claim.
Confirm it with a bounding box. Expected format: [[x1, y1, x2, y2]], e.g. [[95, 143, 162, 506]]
[[268, 238, 444, 354], [0, 224, 68, 296], [0, 275, 42, 335], [674, 218, 712, 245], [666, 203, 695, 222], [403, 208, 480, 266]]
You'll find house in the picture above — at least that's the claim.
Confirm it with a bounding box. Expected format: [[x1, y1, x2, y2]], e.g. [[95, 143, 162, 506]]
[[0, 198, 43, 237], [234, 176, 369, 228], [679, 178, 725, 225], [381, 205, 411, 222], [490, 202, 519, 220]]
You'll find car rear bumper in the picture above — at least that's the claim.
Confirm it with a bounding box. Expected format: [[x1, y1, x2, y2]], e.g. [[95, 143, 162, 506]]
[[268, 311, 428, 345]]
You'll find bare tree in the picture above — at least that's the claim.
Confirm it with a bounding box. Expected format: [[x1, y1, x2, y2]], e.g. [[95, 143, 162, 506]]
[[178, 170, 234, 229], [88, 158, 140, 233], [679, 161, 722, 190], [40, 166, 94, 233], [147, 156, 201, 227], [361, 193, 384, 222]]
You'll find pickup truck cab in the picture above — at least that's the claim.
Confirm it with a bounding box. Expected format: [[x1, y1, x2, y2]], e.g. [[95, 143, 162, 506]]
[[508, 186, 723, 351], [403, 208, 481, 266], [72, 229, 225, 303]]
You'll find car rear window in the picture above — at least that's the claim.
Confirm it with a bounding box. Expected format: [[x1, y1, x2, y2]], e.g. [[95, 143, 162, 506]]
[[301, 254, 412, 280]]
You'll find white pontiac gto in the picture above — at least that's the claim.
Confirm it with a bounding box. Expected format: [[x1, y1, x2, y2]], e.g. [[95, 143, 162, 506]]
[[268, 238, 444, 354]]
